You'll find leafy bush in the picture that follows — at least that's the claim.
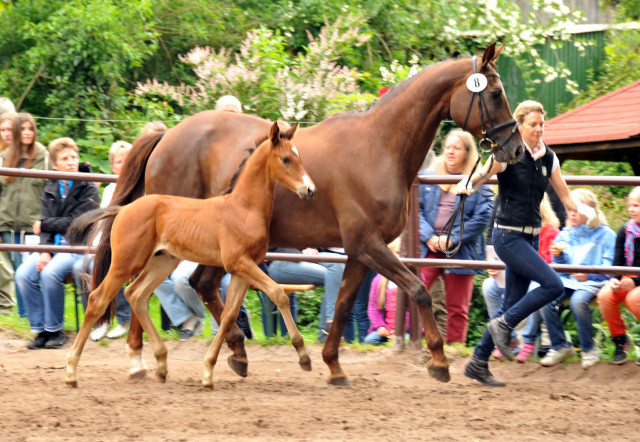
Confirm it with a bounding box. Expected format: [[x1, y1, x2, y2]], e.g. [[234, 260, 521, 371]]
[[134, 17, 376, 122]]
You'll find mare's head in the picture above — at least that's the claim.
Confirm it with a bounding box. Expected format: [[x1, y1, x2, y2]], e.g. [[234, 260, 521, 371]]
[[262, 121, 316, 200], [449, 43, 524, 164]]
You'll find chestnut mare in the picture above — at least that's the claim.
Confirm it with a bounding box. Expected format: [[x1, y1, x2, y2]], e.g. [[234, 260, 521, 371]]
[[88, 43, 523, 387], [65, 122, 316, 388]]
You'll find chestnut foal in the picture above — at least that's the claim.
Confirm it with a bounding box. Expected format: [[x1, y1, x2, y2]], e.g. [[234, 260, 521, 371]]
[[65, 122, 315, 389]]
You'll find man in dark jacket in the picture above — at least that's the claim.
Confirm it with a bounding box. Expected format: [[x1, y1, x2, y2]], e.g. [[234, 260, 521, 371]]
[[15, 137, 99, 349]]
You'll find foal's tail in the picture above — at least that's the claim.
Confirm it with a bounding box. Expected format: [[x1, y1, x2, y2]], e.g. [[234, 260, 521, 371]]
[[71, 130, 165, 324]]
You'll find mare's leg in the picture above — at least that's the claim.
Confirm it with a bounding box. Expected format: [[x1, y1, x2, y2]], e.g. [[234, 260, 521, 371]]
[[125, 254, 179, 382], [202, 275, 251, 390], [189, 264, 249, 377], [336, 239, 450, 384], [239, 261, 311, 371], [65, 272, 130, 387], [322, 258, 369, 386]]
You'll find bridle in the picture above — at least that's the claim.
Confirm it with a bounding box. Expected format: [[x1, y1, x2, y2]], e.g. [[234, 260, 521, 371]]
[[439, 55, 519, 258], [461, 55, 519, 157]]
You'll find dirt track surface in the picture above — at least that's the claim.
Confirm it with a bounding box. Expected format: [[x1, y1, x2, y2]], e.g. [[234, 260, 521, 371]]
[[1, 330, 639, 441]]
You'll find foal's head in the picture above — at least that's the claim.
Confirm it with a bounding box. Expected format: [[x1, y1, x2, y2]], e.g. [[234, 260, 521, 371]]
[[262, 122, 316, 200]]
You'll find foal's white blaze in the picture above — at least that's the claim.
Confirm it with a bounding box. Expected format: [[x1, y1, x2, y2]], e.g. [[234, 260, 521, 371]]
[[292, 146, 300, 157], [302, 174, 313, 188]]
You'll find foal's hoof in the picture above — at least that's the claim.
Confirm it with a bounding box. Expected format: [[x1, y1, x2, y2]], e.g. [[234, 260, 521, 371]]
[[128, 369, 147, 380], [156, 373, 167, 383], [299, 356, 312, 372], [328, 375, 352, 387], [228, 354, 248, 378], [65, 380, 78, 389], [427, 361, 451, 383], [202, 382, 214, 391]]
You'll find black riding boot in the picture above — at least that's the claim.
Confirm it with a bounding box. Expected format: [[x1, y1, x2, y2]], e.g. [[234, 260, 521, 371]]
[[464, 358, 506, 387]]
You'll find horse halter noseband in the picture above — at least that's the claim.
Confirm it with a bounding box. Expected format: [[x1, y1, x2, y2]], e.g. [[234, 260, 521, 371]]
[[439, 55, 518, 258]]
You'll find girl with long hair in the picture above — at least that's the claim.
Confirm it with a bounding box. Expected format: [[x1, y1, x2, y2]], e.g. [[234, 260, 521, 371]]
[[0, 113, 50, 317]]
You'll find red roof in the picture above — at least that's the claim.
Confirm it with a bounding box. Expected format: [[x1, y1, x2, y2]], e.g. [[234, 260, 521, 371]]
[[544, 79, 640, 145]]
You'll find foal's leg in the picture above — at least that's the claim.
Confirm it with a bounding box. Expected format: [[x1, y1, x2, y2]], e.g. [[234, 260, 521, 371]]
[[125, 313, 146, 379], [189, 264, 249, 377], [238, 261, 311, 372], [65, 273, 130, 387], [202, 275, 251, 390], [125, 254, 179, 382]]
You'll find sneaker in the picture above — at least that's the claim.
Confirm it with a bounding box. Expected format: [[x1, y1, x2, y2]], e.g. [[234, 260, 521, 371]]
[[44, 330, 68, 349], [581, 346, 601, 369], [487, 317, 514, 361], [612, 334, 629, 365], [106, 322, 130, 339], [90, 322, 109, 341], [492, 347, 504, 359], [516, 342, 536, 363], [540, 345, 575, 367], [27, 331, 50, 350], [179, 318, 203, 341], [236, 310, 254, 340]]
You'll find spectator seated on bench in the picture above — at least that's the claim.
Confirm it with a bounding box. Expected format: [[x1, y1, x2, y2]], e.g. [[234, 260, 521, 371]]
[[266, 247, 345, 342]]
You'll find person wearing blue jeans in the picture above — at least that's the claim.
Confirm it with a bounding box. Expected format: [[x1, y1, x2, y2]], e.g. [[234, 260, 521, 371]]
[[458, 100, 582, 387], [539, 188, 616, 369], [154, 260, 206, 340], [73, 256, 132, 341], [18, 252, 84, 342], [16, 137, 100, 350], [343, 269, 374, 343], [266, 247, 345, 342]]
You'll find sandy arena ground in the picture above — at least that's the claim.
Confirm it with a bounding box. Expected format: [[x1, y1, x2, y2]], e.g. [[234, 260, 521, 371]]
[[1, 330, 639, 441]]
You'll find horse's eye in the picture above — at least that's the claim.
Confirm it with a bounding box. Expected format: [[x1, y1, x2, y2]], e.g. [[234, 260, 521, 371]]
[[281, 157, 291, 165], [492, 90, 502, 100]]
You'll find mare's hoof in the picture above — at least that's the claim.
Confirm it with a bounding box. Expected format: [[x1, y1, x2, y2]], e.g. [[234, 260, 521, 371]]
[[328, 375, 352, 387], [157, 373, 167, 383], [427, 361, 451, 383], [128, 369, 147, 379], [228, 354, 248, 378], [65, 380, 78, 389]]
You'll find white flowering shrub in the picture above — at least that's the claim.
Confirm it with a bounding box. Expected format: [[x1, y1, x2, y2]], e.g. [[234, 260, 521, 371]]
[[135, 16, 376, 123]]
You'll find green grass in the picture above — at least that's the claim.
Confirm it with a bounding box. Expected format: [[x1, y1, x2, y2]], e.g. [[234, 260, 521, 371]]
[[0, 286, 358, 348]]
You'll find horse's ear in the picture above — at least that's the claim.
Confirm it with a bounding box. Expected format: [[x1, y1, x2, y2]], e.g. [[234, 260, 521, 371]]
[[270, 121, 281, 146], [283, 122, 299, 140], [481, 43, 497, 69]]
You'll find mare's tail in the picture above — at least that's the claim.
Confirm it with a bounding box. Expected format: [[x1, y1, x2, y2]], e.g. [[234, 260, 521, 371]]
[[111, 130, 166, 206], [77, 130, 165, 325]]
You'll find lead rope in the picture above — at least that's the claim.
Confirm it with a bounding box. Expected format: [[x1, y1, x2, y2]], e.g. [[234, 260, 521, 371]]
[[439, 153, 494, 257], [439, 55, 497, 257]]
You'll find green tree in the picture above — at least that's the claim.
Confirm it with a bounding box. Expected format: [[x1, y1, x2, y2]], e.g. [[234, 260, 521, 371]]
[[0, 0, 158, 144]]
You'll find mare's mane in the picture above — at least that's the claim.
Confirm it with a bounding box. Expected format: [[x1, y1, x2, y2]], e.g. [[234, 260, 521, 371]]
[[222, 131, 279, 194], [222, 147, 255, 195]]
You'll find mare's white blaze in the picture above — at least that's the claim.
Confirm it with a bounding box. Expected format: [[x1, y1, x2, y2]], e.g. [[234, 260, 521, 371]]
[[292, 146, 300, 157]]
